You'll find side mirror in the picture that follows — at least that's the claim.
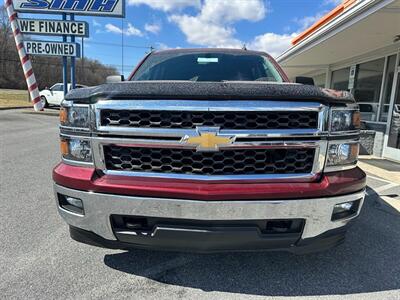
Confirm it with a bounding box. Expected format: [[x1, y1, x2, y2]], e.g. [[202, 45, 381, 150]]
[[295, 76, 315, 86], [106, 75, 124, 83]]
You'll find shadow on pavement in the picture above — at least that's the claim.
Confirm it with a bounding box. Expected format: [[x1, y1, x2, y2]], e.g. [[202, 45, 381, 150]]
[[104, 187, 400, 297]]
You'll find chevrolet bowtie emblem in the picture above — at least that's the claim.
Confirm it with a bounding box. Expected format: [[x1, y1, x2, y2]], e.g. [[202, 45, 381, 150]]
[[182, 128, 235, 152]]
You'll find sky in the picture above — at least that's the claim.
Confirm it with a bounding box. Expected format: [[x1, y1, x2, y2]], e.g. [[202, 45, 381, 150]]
[[21, 0, 342, 76]]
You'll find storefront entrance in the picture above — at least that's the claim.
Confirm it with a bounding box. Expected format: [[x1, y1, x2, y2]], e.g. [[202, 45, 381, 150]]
[[383, 57, 400, 162]]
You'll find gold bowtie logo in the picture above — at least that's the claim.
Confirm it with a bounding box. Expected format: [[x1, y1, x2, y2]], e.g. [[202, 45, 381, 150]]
[[183, 130, 235, 152]]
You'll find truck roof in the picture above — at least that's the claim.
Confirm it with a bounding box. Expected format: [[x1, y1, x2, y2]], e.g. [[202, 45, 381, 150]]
[[151, 48, 272, 58]]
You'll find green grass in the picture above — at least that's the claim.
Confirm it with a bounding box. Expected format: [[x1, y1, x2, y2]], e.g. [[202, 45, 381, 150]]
[[0, 89, 32, 108]]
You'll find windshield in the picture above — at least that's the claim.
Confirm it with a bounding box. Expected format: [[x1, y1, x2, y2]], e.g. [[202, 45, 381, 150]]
[[131, 52, 284, 82]]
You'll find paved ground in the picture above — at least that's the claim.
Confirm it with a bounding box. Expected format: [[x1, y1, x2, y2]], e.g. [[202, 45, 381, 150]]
[[1, 109, 400, 300]]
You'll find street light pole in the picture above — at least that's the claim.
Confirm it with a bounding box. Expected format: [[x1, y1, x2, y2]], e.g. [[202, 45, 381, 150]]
[[121, 19, 124, 76], [81, 36, 84, 80]]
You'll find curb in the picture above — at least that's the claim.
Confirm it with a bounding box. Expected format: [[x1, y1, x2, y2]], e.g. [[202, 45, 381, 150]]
[[0, 106, 32, 110], [359, 160, 400, 185], [21, 110, 59, 117], [0, 106, 59, 116]]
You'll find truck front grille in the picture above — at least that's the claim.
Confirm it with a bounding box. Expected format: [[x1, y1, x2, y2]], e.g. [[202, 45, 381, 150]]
[[100, 110, 318, 130], [103, 146, 315, 176], [94, 100, 326, 181]]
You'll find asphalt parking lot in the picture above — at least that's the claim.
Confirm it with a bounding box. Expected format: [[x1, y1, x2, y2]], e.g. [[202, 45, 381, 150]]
[[1, 109, 400, 300]]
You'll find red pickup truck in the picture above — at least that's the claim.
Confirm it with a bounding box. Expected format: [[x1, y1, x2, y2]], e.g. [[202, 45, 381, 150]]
[[53, 48, 366, 254]]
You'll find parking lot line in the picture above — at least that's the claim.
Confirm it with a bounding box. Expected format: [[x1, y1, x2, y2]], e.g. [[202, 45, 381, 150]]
[[360, 161, 400, 185], [381, 196, 400, 213], [374, 182, 400, 193], [367, 175, 394, 184]]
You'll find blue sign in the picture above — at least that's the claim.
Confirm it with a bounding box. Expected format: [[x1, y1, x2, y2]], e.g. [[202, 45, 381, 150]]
[[14, 0, 125, 17]]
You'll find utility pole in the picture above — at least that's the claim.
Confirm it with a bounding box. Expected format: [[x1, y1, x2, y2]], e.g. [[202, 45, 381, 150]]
[[81, 36, 84, 81], [121, 19, 124, 76]]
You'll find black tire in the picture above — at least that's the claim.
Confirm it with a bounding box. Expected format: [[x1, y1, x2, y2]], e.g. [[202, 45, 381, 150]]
[[41, 96, 49, 108]]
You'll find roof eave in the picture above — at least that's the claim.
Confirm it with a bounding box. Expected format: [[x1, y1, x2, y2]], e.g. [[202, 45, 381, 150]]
[[277, 0, 393, 63]]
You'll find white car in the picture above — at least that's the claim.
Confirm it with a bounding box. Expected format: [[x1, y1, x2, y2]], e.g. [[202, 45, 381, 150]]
[[40, 83, 86, 107]]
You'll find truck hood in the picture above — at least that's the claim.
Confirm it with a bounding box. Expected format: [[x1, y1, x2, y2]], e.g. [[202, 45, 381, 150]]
[[65, 81, 355, 105]]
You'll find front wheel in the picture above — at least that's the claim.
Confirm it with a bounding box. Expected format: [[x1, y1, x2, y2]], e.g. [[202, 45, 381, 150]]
[[41, 96, 48, 108]]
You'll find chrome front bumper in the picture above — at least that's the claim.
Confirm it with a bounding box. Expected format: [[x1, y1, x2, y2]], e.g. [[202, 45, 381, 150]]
[[54, 183, 365, 241]]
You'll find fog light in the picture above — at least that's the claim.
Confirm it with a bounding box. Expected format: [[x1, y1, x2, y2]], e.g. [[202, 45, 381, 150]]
[[331, 200, 361, 221], [66, 197, 83, 209], [58, 194, 84, 215]]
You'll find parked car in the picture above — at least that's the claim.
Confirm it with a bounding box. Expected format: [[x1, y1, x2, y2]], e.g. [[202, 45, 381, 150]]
[[53, 48, 366, 254], [40, 83, 86, 107]]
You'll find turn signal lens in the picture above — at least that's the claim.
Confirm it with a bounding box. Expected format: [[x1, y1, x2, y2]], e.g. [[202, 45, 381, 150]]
[[60, 107, 68, 124], [59, 105, 89, 128], [60, 137, 92, 162], [330, 109, 361, 133], [60, 139, 69, 156], [353, 111, 361, 129]]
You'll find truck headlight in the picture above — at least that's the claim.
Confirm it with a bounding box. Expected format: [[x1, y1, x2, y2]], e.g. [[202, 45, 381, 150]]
[[330, 109, 360, 133], [326, 142, 359, 167], [60, 137, 92, 163], [60, 105, 90, 128]]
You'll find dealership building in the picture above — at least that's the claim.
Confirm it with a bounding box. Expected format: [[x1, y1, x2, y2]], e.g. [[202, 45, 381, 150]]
[[278, 0, 400, 162]]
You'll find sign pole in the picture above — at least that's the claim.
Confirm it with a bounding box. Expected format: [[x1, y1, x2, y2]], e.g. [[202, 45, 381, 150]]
[[12, 0, 125, 99], [62, 13, 68, 96], [70, 13, 76, 90], [81, 36, 84, 80], [4, 0, 43, 111]]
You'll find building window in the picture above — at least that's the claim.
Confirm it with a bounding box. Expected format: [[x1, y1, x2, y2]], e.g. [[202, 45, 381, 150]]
[[313, 74, 326, 88], [353, 58, 385, 122], [379, 55, 397, 122], [387, 75, 400, 150], [331, 67, 350, 91]]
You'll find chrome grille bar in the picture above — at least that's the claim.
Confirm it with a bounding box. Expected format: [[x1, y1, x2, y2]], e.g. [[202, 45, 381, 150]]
[[94, 100, 328, 137], [91, 100, 329, 181]]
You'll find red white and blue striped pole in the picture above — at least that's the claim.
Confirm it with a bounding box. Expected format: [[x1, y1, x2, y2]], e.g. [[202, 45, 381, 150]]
[[4, 0, 44, 111]]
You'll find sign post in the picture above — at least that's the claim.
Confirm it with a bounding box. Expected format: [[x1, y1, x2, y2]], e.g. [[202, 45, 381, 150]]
[[62, 13, 68, 96], [70, 13, 76, 89], [10, 0, 125, 109], [4, 0, 43, 111]]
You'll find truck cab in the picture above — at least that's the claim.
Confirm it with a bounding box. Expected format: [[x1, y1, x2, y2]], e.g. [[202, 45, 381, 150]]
[[53, 49, 366, 253]]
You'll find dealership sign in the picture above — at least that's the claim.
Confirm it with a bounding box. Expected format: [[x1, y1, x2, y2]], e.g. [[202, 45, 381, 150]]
[[18, 19, 88, 37], [24, 40, 80, 57], [7, 0, 125, 111], [13, 0, 125, 17]]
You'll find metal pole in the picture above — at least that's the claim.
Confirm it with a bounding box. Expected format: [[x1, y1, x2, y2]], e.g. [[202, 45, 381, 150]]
[[62, 13, 68, 96], [81, 36, 84, 80], [121, 19, 124, 75], [5, 0, 43, 111], [70, 13, 76, 89]]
